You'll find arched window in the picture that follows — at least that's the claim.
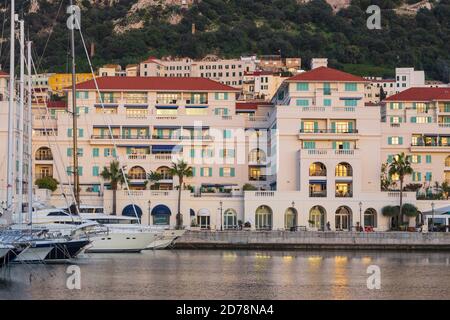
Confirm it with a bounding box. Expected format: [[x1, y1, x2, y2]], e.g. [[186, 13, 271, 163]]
[[224, 209, 237, 229], [248, 148, 267, 164], [122, 204, 142, 218], [309, 206, 326, 230], [255, 205, 273, 230], [364, 208, 377, 228], [128, 166, 146, 179], [151, 204, 171, 225], [335, 206, 352, 231], [35, 147, 53, 161], [197, 208, 210, 229], [309, 162, 326, 176], [156, 166, 172, 180], [335, 162, 352, 177], [285, 207, 297, 230]]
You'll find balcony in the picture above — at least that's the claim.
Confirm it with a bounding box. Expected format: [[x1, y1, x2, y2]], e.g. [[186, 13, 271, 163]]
[[35, 155, 54, 161], [300, 149, 358, 160], [335, 192, 353, 198], [309, 191, 327, 198], [299, 129, 358, 134], [249, 175, 267, 181]]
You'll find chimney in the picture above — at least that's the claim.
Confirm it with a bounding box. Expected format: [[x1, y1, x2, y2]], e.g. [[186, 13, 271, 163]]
[[311, 58, 328, 69]]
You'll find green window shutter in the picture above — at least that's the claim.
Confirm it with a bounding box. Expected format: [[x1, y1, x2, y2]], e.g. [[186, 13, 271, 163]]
[[229, 149, 235, 157], [412, 102, 416, 109], [104, 148, 109, 157], [313, 122, 318, 132], [399, 117, 403, 123], [411, 117, 416, 123], [85, 107, 89, 114], [332, 141, 337, 149], [93, 148, 99, 157], [67, 148, 72, 157], [191, 167, 196, 177], [426, 155, 432, 163], [296, 83, 309, 91], [219, 149, 224, 157], [76, 92, 80, 99], [348, 122, 353, 132], [399, 103, 403, 110], [200, 168, 204, 177], [215, 93, 219, 100], [78, 167, 83, 176], [331, 122, 336, 133], [67, 166, 72, 175], [78, 129, 84, 138], [224, 93, 228, 100], [390, 103, 393, 110], [417, 155, 422, 163], [296, 99, 309, 106], [425, 172, 432, 181], [190, 149, 195, 158], [345, 83, 357, 91], [112, 149, 116, 157], [387, 155, 393, 163], [93, 166, 99, 176], [390, 116, 393, 123], [324, 99, 331, 107], [209, 168, 212, 176], [219, 168, 224, 177], [427, 116, 432, 123], [412, 172, 416, 182], [399, 137, 403, 145], [78, 148, 83, 157], [300, 121, 304, 131], [418, 173, 422, 181], [214, 109, 219, 115], [230, 168, 235, 177], [388, 137, 392, 145], [84, 92, 89, 99], [343, 142, 350, 150], [67, 128, 73, 137]]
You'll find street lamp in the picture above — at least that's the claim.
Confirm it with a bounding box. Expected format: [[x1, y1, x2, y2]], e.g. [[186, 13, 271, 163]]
[[431, 202, 435, 232], [219, 201, 223, 231], [359, 201, 363, 232], [147, 200, 151, 226]]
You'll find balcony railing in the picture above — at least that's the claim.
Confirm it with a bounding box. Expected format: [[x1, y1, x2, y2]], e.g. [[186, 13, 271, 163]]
[[335, 192, 353, 198], [91, 134, 150, 140], [128, 174, 147, 180], [309, 170, 327, 176], [151, 135, 212, 140], [411, 142, 450, 147], [35, 155, 54, 161], [249, 176, 267, 181], [309, 191, 327, 197], [299, 129, 358, 134]]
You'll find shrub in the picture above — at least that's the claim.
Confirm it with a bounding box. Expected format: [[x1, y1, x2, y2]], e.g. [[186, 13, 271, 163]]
[[381, 205, 399, 217], [402, 203, 419, 217], [35, 176, 59, 192], [243, 183, 257, 191]]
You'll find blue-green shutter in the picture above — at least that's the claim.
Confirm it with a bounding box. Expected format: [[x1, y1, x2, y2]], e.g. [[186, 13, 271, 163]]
[[67, 148, 73, 157], [332, 141, 337, 149], [313, 122, 318, 132], [417, 155, 422, 163], [209, 168, 213, 176], [200, 168, 204, 176], [331, 122, 336, 133], [387, 155, 393, 163], [427, 116, 432, 123], [93, 148, 99, 157], [348, 122, 353, 132], [93, 166, 99, 176], [67, 128, 73, 137], [112, 149, 116, 157], [78, 167, 83, 176], [219, 168, 224, 177], [104, 148, 109, 157], [190, 149, 195, 158], [324, 99, 331, 107], [191, 167, 196, 176], [230, 168, 235, 177], [398, 137, 403, 145], [388, 137, 392, 145], [78, 129, 84, 137], [426, 155, 432, 163], [411, 117, 417, 123], [343, 142, 350, 150]]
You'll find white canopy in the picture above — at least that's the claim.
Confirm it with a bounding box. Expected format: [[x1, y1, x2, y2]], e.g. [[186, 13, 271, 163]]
[[197, 208, 211, 216], [422, 204, 450, 215]]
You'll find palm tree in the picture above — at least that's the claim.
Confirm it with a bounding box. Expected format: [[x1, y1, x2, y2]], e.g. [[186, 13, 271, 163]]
[[100, 160, 127, 215], [147, 170, 163, 190], [434, 181, 450, 200], [388, 153, 413, 227], [169, 160, 193, 229]]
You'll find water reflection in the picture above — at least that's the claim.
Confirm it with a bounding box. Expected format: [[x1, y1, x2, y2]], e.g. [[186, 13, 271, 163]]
[[0, 250, 449, 300]]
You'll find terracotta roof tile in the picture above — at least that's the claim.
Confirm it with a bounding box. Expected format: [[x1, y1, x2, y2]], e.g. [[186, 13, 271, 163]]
[[384, 87, 450, 101], [287, 67, 368, 82], [72, 76, 240, 92]]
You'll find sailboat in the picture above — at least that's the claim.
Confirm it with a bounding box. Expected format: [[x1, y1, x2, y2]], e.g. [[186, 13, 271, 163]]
[[0, 1, 91, 263]]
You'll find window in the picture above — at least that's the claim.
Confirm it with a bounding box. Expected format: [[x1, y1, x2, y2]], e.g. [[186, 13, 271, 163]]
[[219, 167, 235, 177], [390, 102, 402, 110], [156, 92, 181, 104], [156, 108, 177, 116], [323, 83, 331, 95], [200, 167, 212, 177], [296, 83, 309, 91], [425, 172, 432, 182], [93, 166, 99, 176], [296, 99, 309, 107], [345, 83, 357, 91], [92, 148, 99, 157], [186, 108, 208, 116], [426, 155, 432, 163], [390, 116, 402, 124], [303, 141, 316, 149], [301, 121, 318, 133], [410, 155, 421, 164], [412, 172, 422, 182], [411, 116, 432, 123], [223, 129, 232, 139], [324, 99, 331, 107], [388, 136, 403, 145], [215, 92, 229, 100], [344, 100, 357, 107]]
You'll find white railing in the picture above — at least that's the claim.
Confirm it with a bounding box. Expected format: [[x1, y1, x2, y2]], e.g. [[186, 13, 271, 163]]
[[438, 123, 450, 128], [150, 191, 170, 197], [307, 149, 327, 155], [304, 149, 356, 156], [301, 106, 325, 112], [127, 154, 149, 160], [387, 192, 407, 198], [123, 190, 144, 197], [334, 149, 355, 155], [153, 154, 173, 161], [254, 191, 275, 197], [332, 106, 355, 112]]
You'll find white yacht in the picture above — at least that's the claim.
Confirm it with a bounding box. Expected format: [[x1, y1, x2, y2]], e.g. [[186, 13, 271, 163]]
[[30, 209, 166, 253]]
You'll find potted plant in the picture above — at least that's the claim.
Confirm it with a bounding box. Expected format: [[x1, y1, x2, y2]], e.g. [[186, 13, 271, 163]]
[[308, 220, 318, 231], [243, 221, 252, 231]]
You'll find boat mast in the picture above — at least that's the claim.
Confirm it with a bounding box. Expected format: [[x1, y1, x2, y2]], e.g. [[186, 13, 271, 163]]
[[27, 41, 33, 228], [70, 0, 80, 212], [6, 0, 16, 221], [17, 19, 25, 222]]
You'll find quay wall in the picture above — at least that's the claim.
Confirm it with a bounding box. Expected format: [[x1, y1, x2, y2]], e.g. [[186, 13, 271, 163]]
[[174, 230, 450, 250]]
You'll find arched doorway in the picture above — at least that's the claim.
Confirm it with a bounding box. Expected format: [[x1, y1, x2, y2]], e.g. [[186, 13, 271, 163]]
[[224, 209, 237, 229], [151, 204, 171, 225], [128, 166, 146, 180], [335, 206, 352, 231], [122, 204, 143, 218], [255, 205, 272, 230], [309, 162, 327, 176], [284, 207, 298, 230], [364, 208, 377, 229], [35, 146, 53, 160], [309, 206, 326, 230], [335, 162, 353, 177]]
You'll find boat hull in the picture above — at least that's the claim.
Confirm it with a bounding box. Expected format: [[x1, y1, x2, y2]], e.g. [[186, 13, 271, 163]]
[[85, 232, 162, 253], [0, 247, 19, 268], [145, 230, 186, 250], [16, 246, 54, 262]]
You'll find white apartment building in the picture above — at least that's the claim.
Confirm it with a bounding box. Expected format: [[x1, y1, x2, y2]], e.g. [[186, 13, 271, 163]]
[[242, 71, 289, 101], [396, 67, 425, 93], [26, 68, 450, 231], [381, 87, 450, 192], [364, 77, 396, 103], [139, 55, 257, 88]]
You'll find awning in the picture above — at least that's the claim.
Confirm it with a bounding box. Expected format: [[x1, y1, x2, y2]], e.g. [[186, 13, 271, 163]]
[[198, 208, 210, 216], [124, 104, 148, 108], [151, 204, 171, 216], [94, 104, 118, 108], [201, 183, 238, 187], [339, 97, 362, 100], [155, 105, 178, 109], [185, 105, 208, 108], [152, 145, 176, 152], [309, 180, 327, 184], [190, 209, 195, 216], [422, 205, 450, 215], [183, 126, 210, 129]]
